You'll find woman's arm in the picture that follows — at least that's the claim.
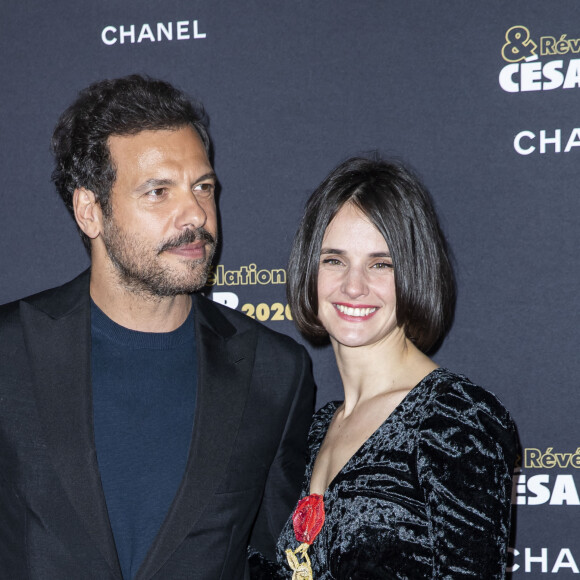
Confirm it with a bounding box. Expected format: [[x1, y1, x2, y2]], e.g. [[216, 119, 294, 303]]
[[417, 383, 517, 579]]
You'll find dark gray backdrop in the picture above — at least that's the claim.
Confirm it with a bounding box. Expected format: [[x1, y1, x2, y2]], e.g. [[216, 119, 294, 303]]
[[2, 1, 579, 575]]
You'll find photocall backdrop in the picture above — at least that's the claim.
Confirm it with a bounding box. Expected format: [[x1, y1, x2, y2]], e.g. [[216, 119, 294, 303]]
[[1, 1, 579, 575]]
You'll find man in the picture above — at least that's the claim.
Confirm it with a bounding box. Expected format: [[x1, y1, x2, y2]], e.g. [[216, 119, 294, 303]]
[[0, 75, 314, 579]]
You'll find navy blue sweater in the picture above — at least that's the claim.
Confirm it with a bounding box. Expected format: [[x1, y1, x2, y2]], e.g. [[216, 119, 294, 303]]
[[91, 302, 197, 579]]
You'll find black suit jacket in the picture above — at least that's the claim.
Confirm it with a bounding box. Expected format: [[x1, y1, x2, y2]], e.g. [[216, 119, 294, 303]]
[[0, 271, 315, 579]]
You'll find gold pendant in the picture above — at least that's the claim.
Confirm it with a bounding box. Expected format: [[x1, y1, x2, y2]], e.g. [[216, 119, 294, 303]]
[[285, 542, 313, 579]]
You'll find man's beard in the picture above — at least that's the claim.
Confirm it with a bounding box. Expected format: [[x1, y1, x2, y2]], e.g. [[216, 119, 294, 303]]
[[101, 216, 217, 298]]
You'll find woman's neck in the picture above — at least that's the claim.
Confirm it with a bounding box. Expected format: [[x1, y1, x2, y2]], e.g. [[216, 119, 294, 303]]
[[331, 332, 438, 416]]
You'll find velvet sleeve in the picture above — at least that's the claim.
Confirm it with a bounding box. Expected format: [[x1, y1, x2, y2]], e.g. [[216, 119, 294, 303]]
[[416, 383, 517, 579]]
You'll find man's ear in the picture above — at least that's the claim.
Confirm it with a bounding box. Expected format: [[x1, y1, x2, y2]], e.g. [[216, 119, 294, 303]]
[[73, 188, 103, 239]]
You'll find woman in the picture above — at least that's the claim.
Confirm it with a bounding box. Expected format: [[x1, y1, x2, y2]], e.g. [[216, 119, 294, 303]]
[[268, 156, 516, 578]]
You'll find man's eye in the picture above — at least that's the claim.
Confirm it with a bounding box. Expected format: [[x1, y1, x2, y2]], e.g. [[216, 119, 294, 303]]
[[194, 182, 215, 195], [148, 188, 166, 197]]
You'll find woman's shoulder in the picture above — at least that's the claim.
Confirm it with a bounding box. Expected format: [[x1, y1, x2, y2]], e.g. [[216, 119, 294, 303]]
[[418, 367, 515, 432], [415, 368, 518, 492]]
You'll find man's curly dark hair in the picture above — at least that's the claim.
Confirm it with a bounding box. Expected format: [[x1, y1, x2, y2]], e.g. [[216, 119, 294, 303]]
[[51, 74, 211, 249]]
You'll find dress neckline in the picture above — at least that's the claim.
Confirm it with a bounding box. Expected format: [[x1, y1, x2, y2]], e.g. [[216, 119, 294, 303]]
[[310, 367, 446, 497]]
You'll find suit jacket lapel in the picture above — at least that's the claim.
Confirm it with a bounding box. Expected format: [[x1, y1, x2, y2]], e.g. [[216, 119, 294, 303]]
[[20, 271, 122, 578], [136, 294, 255, 580]]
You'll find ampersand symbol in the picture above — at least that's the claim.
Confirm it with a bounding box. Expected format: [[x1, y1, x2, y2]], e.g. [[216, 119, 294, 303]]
[[502, 26, 538, 62]]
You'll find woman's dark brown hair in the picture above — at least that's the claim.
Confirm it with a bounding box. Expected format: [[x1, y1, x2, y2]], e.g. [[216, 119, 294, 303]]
[[287, 155, 455, 353]]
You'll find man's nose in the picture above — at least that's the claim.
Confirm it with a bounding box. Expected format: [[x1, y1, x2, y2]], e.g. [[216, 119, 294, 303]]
[[175, 191, 207, 230]]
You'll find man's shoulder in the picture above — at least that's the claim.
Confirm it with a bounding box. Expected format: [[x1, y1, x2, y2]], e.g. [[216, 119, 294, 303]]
[[193, 293, 305, 353], [0, 270, 90, 322]]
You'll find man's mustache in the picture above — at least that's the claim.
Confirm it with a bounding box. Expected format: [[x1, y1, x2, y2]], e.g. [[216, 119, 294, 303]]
[[157, 228, 217, 254]]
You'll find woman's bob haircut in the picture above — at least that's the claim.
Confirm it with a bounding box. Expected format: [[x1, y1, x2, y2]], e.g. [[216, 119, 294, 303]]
[[287, 155, 455, 353]]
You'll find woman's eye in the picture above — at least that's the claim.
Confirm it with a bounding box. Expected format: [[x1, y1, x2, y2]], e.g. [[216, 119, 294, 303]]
[[372, 261, 393, 269], [322, 258, 342, 266]]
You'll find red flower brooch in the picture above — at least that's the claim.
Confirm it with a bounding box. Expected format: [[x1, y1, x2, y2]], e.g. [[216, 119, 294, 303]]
[[285, 494, 325, 579]]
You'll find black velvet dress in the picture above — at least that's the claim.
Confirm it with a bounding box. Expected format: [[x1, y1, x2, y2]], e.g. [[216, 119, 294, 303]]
[[251, 368, 517, 579]]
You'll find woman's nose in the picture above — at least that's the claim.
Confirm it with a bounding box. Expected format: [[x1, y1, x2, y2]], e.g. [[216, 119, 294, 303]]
[[342, 267, 368, 299]]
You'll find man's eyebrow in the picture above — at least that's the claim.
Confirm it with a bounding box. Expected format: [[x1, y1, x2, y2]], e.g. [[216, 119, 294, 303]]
[[135, 178, 175, 192], [135, 172, 217, 193], [193, 172, 217, 185]]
